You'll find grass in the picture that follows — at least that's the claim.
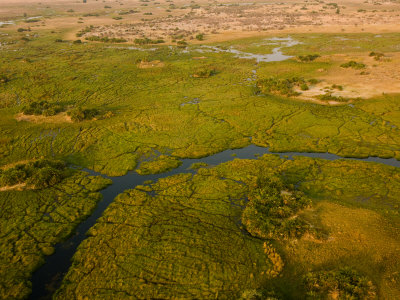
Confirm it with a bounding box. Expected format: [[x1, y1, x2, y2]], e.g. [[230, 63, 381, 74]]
[[54, 154, 400, 299], [283, 33, 400, 56], [0, 169, 111, 299], [1, 27, 400, 298], [55, 173, 271, 299], [136, 155, 182, 175], [1, 31, 400, 177]]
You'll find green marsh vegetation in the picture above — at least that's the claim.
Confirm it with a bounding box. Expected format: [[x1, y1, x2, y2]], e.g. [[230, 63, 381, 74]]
[[1, 31, 400, 177], [21, 100, 64, 116], [0, 159, 66, 189], [55, 172, 272, 299], [84, 36, 127, 43], [280, 33, 400, 56], [242, 173, 312, 240], [55, 154, 400, 299], [0, 164, 111, 298], [256, 77, 306, 97], [136, 155, 182, 175], [134, 37, 165, 45], [303, 268, 377, 299], [0, 27, 400, 298], [297, 54, 320, 62]]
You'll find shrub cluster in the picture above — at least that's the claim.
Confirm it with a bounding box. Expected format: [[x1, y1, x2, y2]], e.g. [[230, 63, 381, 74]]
[[24, 19, 40, 23], [193, 67, 217, 78], [242, 174, 311, 239], [317, 93, 349, 102], [118, 10, 138, 15], [177, 40, 187, 47], [304, 267, 376, 299], [369, 51, 384, 61], [134, 37, 165, 45], [256, 77, 308, 97], [340, 60, 366, 69], [21, 101, 64, 116], [85, 36, 127, 43], [297, 54, 320, 62], [67, 107, 99, 122], [0, 159, 67, 189], [195, 33, 204, 41], [0, 75, 9, 84], [76, 26, 94, 37], [263, 242, 284, 277]]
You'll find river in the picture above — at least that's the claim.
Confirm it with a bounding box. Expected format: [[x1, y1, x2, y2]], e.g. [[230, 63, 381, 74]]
[[29, 144, 400, 299]]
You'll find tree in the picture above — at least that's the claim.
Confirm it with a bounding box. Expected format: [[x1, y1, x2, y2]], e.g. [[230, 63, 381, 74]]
[[195, 33, 204, 41]]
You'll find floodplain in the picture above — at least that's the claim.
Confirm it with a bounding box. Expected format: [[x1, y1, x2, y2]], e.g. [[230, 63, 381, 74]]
[[1, 0, 400, 298]]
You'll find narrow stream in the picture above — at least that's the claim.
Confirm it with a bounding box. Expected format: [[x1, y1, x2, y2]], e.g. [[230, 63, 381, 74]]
[[29, 144, 400, 299], [196, 37, 300, 63]]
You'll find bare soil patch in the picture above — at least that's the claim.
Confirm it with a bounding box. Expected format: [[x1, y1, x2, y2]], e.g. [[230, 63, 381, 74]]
[[137, 60, 165, 69], [2, 0, 400, 44], [0, 183, 26, 191], [15, 112, 72, 123]]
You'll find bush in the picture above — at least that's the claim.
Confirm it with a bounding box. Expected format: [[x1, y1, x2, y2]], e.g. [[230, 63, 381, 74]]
[[0, 75, 9, 83], [256, 77, 306, 97], [317, 93, 349, 102], [242, 173, 311, 239], [85, 36, 127, 43], [76, 26, 93, 37], [0, 159, 66, 189], [21, 101, 64, 116], [134, 37, 164, 45], [369, 51, 384, 61], [0, 168, 27, 186], [24, 19, 40, 23], [304, 268, 376, 299], [26, 167, 64, 188], [340, 60, 366, 69], [177, 40, 187, 47], [331, 84, 342, 90], [193, 67, 217, 78], [195, 33, 204, 41], [297, 54, 320, 62], [300, 83, 309, 91], [67, 107, 100, 122]]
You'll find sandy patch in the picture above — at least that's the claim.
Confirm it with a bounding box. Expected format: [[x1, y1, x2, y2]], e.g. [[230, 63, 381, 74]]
[[0, 159, 37, 170], [15, 112, 72, 123], [137, 60, 165, 69], [289, 52, 400, 105], [0, 183, 26, 191], [314, 52, 400, 99]]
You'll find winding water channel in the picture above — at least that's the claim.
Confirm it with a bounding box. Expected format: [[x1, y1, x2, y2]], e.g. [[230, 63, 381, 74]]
[[29, 145, 400, 299], [28, 38, 400, 299]]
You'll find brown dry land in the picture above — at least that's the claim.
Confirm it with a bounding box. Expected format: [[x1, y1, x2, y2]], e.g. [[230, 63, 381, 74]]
[[306, 52, 400, 98], [2, 0, 400, 100], [1, 0, 400, 42], [137, 60, 165, 68], [15, 112, 72, 123]]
